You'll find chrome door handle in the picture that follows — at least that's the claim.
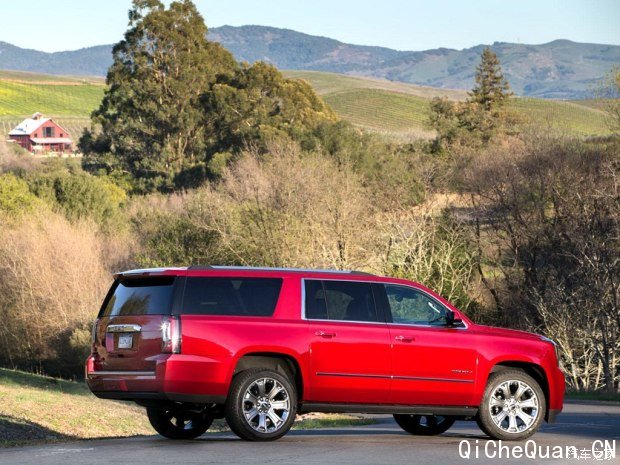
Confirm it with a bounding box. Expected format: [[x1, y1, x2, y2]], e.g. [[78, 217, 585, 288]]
[[315, 331, 337, 338], [395, 335, 414, 343]]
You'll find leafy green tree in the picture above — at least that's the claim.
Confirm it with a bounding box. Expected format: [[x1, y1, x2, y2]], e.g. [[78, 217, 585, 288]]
[[202, 62, 336, 159], [81, 0, 237, 192]]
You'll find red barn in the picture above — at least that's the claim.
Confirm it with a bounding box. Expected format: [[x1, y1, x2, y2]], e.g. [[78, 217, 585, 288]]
[[8, 113, 72, 154]]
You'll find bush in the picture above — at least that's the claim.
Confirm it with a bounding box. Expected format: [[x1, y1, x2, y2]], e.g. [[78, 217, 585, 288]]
[[0, 174, 42, 218], [27, 171, 127, 231], [0, 210, 112, 377]]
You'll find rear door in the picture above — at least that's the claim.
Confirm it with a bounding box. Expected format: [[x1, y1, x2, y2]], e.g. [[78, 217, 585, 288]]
[[378, 284, 478, 406], [93, 275, 177, 372], [305, 279, 392, 404]]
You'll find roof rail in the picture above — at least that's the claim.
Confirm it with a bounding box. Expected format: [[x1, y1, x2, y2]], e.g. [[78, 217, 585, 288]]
[[187, 265, 374, 276]]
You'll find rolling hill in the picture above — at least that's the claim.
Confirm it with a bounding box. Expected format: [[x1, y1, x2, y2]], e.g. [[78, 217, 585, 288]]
[[2, 25, 619, 99], [0, 69, 613, 141], [285, 71, 613, 138]]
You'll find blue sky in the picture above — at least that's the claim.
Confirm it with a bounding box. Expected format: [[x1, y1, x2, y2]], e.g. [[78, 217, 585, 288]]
[[1, 0, 619, 52]]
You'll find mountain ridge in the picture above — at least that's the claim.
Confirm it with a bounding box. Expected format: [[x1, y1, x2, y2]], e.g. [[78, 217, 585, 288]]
[[1, 25, 618, 99]]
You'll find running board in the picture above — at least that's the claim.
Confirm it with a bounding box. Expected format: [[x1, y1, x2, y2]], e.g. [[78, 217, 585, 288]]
[[299, 403, 478, 416]]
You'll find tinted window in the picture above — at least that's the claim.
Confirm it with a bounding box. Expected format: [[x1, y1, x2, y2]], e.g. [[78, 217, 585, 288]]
[[385, 285, 447, 325], [305, 280, 378, 322], [304, 280, 328, 320], [100, 277, 175, 317], [182, 278, 282, 316]]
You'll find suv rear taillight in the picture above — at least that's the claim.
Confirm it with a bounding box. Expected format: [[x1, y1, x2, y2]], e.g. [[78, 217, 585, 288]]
[[90, 319, 99, 355], [161, 316, 181, 354]]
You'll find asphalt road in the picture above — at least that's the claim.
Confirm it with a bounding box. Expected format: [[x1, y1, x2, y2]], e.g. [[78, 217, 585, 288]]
[[1, 401, 618, 465]]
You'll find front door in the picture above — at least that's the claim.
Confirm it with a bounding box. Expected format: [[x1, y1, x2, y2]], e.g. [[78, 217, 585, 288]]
[[305, 279, 391, 404], [381, 284, 478, 406]]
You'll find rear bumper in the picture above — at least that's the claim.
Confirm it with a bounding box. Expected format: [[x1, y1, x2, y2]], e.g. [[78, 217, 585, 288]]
[[91, 390, 226, 404], [85, 353, 231, 404]]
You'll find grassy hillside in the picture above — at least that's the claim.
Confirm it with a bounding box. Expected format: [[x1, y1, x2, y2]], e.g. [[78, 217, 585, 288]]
[[286, 70, 614, 138], [0, 70, 102, 138], [509, 98, 611, 136], [0, 81, 103, 117], [0, 368, 373, 447], [0, 368, 152, 447], [322, 88, 434, 138]]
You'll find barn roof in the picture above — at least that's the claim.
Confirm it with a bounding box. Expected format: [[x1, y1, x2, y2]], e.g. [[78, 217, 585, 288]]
[[8, 113, 50, 136]]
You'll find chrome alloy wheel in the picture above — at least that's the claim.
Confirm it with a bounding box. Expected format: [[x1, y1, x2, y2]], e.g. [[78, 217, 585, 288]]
[[488, 379, 540, 434], [242, 377, 291, 433]]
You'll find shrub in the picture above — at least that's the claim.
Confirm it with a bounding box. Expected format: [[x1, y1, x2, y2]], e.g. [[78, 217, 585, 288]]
[[27, 171, 127, 231], [0, 210, 111, 377], [0, 174, 42, 218]]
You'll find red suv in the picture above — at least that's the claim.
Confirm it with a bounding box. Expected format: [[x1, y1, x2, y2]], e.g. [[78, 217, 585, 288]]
[[86, 266, 564, 442]]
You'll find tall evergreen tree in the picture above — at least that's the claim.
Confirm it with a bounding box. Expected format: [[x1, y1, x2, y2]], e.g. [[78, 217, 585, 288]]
[[461, 47, 513, 142], [428, 48, 513, 148], [81, 0, 237, 192], [468, 47, 512, 111]]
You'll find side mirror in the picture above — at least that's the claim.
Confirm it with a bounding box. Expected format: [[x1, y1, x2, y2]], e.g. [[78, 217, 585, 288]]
[[445, 309, 464, 327]]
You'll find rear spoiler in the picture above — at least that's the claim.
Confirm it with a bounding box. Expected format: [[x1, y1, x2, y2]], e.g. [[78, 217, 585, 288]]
[[113, 267, 187, 280]]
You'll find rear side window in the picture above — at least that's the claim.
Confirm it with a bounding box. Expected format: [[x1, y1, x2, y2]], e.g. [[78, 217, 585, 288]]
[[304, 280, 378, 322], [100, 277, 175, 317], [182, 277, 283, 316]]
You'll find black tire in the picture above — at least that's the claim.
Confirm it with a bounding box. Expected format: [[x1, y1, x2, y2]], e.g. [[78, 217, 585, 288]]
[[225, 369, 297, 441], [146, 406, 213, 440], [393, 414, 456, 436], [476, 369, 546, 441]]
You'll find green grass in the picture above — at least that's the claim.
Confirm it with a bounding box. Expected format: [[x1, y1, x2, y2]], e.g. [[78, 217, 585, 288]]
[[0, 368, 375, 447]]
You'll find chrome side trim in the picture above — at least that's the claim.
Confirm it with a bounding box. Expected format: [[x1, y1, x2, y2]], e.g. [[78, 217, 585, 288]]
[[392, 375, 475, 384], [316, 372, 390, 379], [316, 372, 474, 383], [87, 370, 155, 377], [106, 324, 142, 333]]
